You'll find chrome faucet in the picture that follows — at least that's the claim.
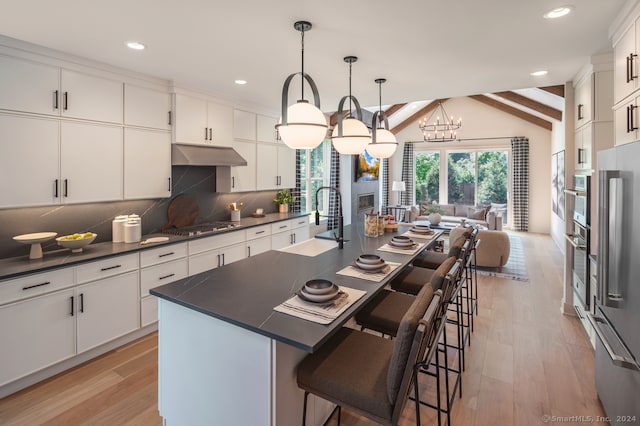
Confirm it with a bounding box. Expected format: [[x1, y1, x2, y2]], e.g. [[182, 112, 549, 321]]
[[315, 186, 345, 249]]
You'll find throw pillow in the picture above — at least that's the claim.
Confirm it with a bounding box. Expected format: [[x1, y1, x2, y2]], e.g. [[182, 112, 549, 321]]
[[467, 207, 486, 220], [419, 202, 430, 215]]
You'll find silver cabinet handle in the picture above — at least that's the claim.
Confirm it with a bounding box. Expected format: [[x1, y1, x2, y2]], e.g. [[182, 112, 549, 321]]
[[587, 313, 639, 371]]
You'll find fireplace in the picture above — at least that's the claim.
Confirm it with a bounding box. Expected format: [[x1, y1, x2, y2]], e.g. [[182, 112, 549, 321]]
[[358, 193, 374, 212]]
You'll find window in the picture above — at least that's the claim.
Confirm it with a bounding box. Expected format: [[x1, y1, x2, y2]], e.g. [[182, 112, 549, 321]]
[[415, 147, 509, 224], [299, 139, 331, 214]]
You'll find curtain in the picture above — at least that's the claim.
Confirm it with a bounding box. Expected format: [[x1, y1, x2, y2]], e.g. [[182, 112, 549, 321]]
[[327, 145, 340, 230], [381, 158, 389, 212], [400, 143, 414, 206], [511, 137, 529, 232], [292, 150, 302, 213]]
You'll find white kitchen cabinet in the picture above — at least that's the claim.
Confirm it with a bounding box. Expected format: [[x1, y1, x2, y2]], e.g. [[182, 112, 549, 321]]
[[60, 69, 123, 124], [124, 84, 172, 130], [0, 55, 60, 116], [271, 218, 310, 250], [76, 253, 139, 284], [76, 270, 139, 353], [140, 255, 188, 327], [614, 21, 638, 104], [574, 124, 592, 170], [257, 114, 279, 143], [0, 114, 59, 208], [174, 94, 232, 147], [0, 289, 76, 387], [0, 268, 74, 306], [233, 109, 256, 141], [614, 96, 640, 146], [574, 75, 593, 129], [256, 143, 296, 190], [246, 224, 272, 257], [231, 140, 256, 192], [61, 121, 123, 204], [124, 128, 171, 199], [188, 242, 246, 276]]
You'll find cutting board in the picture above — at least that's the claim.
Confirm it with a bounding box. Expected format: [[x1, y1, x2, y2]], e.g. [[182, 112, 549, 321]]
[[161, 194, 199, 231]]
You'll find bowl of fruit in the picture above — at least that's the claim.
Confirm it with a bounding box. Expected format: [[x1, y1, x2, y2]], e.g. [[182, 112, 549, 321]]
[[56, 232, 97, 253]]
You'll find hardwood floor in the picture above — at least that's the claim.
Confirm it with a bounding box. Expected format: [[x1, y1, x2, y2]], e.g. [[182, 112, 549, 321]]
[[0, 232, 606, 425]]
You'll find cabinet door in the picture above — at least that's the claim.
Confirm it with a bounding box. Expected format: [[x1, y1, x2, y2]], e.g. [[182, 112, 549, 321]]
[[574, 127, 584, 170], [220, 242, 246, 266], [278, 145, 297, 189], [293, 225, 310, 245], [257, 114, 278, 143], [256, 143, 279, 190], [124, 128, 171, 199], [614, 100, 638, 146], [189, 250, 220, 276], [271, 231, 294, 250], [207, 101, 233, 147], [614, 24, 637, 104], [124, 84, 171, 130], [0, 55, 60, 116], [231, 140, 256, 192], [0, 114, 60, 208], [574, 75, 593, 129], [247, 235, 271, 257], [60, 69, 123, 123], [61, 121, 123, 203], [0, 289, 75, 387], [233, 110, 256, 141], [76, 271, 139, 353], [174, 94, 208, 145]]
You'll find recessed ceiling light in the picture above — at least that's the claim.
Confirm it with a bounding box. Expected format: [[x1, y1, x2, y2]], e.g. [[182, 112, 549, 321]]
[[234, 79, 247, 85], [126, 41, 146, 50], [530, 70, 548, 77], [543, 6, 572, 19]]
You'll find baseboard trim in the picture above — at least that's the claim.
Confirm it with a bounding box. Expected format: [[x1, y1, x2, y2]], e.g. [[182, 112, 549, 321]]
[[0, 323, 157, 399]]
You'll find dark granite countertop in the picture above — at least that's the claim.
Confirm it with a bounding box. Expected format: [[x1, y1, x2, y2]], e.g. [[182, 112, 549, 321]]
[[151, 224, 442, 353], [0, 212, 309, 281]]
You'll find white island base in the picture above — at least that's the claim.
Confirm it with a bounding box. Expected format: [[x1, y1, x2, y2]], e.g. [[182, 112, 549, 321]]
[[158, 300, 335, 426]]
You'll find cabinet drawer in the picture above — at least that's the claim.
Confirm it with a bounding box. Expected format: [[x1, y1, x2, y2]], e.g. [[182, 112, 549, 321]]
[[188, 231, 245, 255], [141, 258, 188, 296], [141, 295, 158, 327], [76, 253, 139, 284], [0, 268, 74, 305], [246, 225, 271, 240], [271, 220, 293, 234], [291, 217, 309, 229], [140, 242, 187, 268]]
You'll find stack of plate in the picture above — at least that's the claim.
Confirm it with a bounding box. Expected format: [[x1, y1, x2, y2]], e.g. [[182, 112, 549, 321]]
[[354, 254, 387, 271], [298, 279, 340, 303], [389, 235, 415, 248], [410, 224, 433, 235]]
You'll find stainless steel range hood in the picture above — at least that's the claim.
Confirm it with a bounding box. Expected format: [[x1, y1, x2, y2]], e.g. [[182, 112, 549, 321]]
[[172, 144, 247, 167]]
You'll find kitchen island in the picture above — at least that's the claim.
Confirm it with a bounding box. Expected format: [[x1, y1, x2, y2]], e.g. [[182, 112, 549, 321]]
[[151, 224, 442, 426]]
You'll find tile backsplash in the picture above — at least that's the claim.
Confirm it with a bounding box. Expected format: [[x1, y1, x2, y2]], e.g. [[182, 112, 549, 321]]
[[0, 166, 282, 259]]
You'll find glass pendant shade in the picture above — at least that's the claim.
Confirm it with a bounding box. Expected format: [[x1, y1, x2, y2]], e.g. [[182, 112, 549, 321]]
[[332, 118, 371, 154], [278, 102, 328, 149], [367, 128, 397, 158]]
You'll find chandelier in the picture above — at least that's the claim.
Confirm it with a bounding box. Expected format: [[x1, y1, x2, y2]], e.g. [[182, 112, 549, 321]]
[[418, 100, 462, 142]]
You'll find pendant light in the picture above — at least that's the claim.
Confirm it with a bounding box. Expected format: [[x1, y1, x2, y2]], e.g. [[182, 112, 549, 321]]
[[331, 56, 371, 155], [275, 21, 329, 150], [366, 78, 398, 158]]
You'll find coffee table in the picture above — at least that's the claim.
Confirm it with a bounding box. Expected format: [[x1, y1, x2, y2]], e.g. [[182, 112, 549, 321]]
[[411, 220, 487, 234]]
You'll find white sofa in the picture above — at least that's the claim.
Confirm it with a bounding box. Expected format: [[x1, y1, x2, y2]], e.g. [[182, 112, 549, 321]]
[[407, 202, 500, 230]]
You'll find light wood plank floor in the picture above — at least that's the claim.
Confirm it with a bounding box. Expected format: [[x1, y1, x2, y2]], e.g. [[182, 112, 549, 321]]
[[0, 232, 606, 425]]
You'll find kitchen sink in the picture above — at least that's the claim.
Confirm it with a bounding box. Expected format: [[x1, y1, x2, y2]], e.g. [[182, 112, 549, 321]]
[[277, 238, 338, 257]]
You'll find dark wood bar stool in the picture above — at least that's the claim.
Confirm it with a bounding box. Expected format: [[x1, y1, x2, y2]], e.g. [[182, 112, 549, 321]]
[[296, 288, 442, 426]]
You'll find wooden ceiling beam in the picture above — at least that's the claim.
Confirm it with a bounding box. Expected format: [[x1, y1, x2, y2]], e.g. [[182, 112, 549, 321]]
[[539, 85, 565, 98], [384, 103, 407, 118], [493, 91, 563, 121], [391, 99, 447, 135], [469, 94, 553, 131]]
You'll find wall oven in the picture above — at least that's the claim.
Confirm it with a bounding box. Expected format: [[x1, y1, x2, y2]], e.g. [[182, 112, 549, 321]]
[[565, 175, 591, 309], [570, 175, 590, 228]]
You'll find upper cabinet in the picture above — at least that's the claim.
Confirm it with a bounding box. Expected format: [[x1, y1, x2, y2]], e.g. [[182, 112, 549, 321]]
[[574, 75, 593, 128], [174, 93, 232, 147], [124, 128, 171, 199], [124, 84, 172, 130], [257, 115, 279, 143], [233, 110, 256, 141], [0, 55, 123, 124], [614, 20, 639, 105]]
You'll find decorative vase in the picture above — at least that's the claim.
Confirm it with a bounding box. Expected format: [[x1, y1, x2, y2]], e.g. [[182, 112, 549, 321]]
[[279, 203, 289, 213], [428, 212, 442, 225]]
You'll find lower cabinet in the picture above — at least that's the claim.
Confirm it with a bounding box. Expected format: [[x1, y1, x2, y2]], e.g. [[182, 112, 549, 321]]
[[189, 242, 246, 276], [271, 218, 311, 250], [0, 289, 76, 387], [140, 257, 188, 326], [76, 271, 139, 353], [247, 235, 271, 257]]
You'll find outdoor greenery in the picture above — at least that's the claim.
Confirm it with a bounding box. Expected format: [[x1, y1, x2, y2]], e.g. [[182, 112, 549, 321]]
[[415, 150, 508, 206]]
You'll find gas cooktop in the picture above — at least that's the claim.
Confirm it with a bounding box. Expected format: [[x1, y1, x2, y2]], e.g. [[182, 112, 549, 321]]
[[163, 222, 239, 237]]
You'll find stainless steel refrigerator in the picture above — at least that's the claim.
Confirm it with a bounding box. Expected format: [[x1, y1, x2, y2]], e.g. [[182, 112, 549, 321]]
[[589, 141, 640, 424]]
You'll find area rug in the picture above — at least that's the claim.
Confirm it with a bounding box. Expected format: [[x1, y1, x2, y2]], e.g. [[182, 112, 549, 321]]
[[476, 234, 529, 281]]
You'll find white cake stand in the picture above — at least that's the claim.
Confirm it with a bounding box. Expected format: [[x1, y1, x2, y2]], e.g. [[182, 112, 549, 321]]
[[13, 232, 58, 259]]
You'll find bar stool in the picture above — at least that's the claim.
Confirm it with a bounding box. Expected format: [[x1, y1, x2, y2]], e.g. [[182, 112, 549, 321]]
[[297, 288, 442, 426], [412, 232, 468, 269]]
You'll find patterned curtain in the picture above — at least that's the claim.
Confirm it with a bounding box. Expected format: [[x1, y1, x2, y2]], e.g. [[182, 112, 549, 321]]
[[381, 158, 389, 212], [292, 150, 302, 213], [327, 144, 341, 230], [511, 137, 529, 231], [400, 143, 414, 206]]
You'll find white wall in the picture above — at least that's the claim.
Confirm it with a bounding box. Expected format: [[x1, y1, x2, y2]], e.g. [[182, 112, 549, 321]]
[[550, 83, 572, 253], [389, 96, 554, 234]]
